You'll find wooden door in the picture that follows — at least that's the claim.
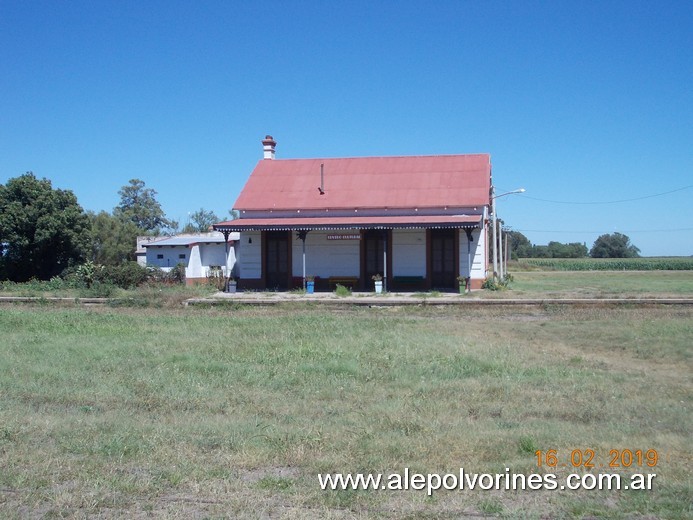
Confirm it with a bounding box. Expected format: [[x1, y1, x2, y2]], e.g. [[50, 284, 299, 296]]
[[430, 229, 456, 289], [265, 231, 289, 289], [362, 230, 385, 286]]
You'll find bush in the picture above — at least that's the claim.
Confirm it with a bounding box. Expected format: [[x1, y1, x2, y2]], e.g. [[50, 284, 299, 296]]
[[80, 281, 117, 298], [167, 263, 186, 284], [482, 278, 499, 291], [144, 266, 168, 284], [206, 266, 226, 291], [88, 262, 146, 289], [334, 284, 351, 297], [75, 261, 103, 288], [0, 280, 16, 292], [138, 265, 187, 287], [46, 276, 75, 291], [71, 261, 152, 289], [482, 273, 513, 291], [0, 277, 76, 293]]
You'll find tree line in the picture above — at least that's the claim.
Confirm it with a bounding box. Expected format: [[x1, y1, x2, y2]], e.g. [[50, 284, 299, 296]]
[[506, 230, 640, 260], [0, 172, 223, 282], [1, 172, 643, 282]]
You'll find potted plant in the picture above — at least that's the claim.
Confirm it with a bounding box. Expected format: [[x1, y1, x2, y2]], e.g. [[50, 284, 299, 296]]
[[457, 275, 469, 294], [372, 273, 383, 294], [305, 275, 315, 294]]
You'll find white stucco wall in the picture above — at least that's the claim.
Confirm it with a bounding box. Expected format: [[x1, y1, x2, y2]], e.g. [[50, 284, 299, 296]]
[[391, 229, 426, 276], [292, 231, 360, 278], [199, 243, 233, 276], [237, 231, 262, 278], [458, 228, 486, 279], [186, 245, 202, 279], [145, 246, 189, 271]]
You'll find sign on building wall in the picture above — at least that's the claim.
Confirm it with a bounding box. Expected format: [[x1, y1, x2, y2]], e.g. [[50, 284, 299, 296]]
[[326, 234, 361, 240]]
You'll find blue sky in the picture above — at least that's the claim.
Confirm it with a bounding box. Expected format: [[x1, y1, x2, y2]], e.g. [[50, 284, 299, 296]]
[[1, 0, 691, 256]]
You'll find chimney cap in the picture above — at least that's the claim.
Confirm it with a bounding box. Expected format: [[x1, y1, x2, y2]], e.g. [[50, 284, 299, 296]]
[[262, 135, 276, 159]]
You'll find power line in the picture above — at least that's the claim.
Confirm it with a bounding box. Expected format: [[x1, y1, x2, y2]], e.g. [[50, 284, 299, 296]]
[[497, 185, 693, 205]]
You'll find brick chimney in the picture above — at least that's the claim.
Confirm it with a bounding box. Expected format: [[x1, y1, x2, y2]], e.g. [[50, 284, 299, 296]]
[[262, 135, 276, 160]]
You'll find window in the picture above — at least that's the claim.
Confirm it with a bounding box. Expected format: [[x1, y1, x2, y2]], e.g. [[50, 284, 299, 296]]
[[178, 254, 186, 259], [157, 254, 164, 260]]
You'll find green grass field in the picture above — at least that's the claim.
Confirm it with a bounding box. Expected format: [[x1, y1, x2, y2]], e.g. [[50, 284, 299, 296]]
[[507, 270, 693, 298], [1, 302, 691, 518]]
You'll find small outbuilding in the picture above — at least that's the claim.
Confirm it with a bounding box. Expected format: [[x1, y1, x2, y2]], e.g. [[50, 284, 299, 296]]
[[142, 232, 237, 285], [214, 136, 491, 292]]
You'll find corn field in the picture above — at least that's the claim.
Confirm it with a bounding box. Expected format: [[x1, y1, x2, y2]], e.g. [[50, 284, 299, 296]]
[[515, 257, 693, 271]]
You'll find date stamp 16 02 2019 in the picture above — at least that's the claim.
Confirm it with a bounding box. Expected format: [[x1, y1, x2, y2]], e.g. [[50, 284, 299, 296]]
[[535, 449, 660, 469]]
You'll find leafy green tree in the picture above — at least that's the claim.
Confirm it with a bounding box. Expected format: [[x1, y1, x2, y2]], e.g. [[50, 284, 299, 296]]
[[531, 245, 551, 258], [114, 179, 177, 234], [590, 232, 640, 258], [182, 208, 219, 233], [506, 230, 532, 259], [570, 242, 589, 258], [0, 172, 90, 281], [547, 241, 566, 258], [88, 211, 140, 265], [547, 241, 588, 258]]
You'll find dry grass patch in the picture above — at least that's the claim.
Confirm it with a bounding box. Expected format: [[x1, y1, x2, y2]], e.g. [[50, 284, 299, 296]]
[[0, 304, 690, 518]]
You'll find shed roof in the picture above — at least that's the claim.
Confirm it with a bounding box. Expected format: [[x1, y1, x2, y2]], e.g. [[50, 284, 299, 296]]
[[142, 235, 232, 247], [233, 154, 491, 211]]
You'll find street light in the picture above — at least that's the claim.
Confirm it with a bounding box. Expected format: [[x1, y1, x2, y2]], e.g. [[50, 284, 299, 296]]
[[491, 187, 525, 280]]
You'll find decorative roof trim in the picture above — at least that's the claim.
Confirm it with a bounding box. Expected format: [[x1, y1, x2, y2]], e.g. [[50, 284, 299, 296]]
[[214, 215, 482, 232]]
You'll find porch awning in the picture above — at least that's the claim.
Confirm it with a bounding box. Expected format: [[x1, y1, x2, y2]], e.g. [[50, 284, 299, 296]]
[[214, 215, 482, 232]]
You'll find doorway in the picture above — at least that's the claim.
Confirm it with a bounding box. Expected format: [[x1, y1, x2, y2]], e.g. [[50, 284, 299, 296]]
[[429, 229, 457, 289], [362, 230, 387, 289], [264, 231, 290, 289]]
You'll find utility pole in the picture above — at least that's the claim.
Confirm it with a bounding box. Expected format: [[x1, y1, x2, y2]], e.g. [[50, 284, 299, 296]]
[[491, 188, 525, 281], [505, 232, 510, 268], [491, 186, 498, 279], [498, 223, 504, 279]]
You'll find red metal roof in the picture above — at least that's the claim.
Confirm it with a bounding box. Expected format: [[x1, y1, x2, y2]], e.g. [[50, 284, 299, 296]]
[[214, 215, 482, 231], [233, 154, 491, 211]]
